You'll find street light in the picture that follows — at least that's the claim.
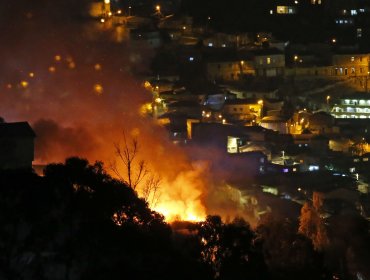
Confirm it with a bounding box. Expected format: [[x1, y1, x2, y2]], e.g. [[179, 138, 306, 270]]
[[206, 16, 211, 32]]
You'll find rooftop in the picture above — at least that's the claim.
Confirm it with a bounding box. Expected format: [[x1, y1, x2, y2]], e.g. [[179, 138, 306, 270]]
[[0, 122, 36, 138]]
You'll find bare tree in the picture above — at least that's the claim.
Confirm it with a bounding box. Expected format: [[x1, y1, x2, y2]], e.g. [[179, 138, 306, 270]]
[[111, 131, 148, 190], [111, 130, 161, 208], [141, 175, 162, 208]]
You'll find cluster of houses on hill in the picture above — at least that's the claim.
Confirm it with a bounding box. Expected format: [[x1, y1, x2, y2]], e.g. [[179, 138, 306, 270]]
[[86, 1, 370, 85], [2, 0, 370, 224]]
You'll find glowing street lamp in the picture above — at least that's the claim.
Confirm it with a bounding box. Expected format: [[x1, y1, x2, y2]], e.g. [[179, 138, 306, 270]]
[[155, 5, 161, 13]]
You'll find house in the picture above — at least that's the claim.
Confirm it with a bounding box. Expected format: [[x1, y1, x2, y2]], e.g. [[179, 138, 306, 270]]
[[0, 121, 36, 170], [222, 98, 263, 123], [308, 111, 336, 134], [204, 48, 255, 81], [260, 115, 290, 134], [251, 48, 286, 77], [202, 32, 252, 48]]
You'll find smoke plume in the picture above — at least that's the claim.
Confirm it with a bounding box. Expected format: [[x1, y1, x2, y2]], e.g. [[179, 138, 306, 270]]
[[0, 0, 255, 223], [0, 0, 210, 221]]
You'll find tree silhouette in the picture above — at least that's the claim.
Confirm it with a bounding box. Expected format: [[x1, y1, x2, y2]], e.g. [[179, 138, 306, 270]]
[[197, 215, 267, 279], [111, 131, 161, 208], [257, 216, 327, 280], [0, 158, 174, 279]]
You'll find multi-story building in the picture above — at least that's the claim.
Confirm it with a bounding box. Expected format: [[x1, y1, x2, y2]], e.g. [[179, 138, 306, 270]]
[[331, 94, 370, 118], [332, 53, 370, 77]]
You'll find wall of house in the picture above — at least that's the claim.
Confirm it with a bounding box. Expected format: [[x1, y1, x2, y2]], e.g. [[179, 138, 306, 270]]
[[206, 60, 255, 81], [260, 122, 289, 134], [223, 103, 263, 120], [284, 66, 333, 77], [254, 54, 285, 77], [332, 54, 370, 77], [0, 137, 34, 170]]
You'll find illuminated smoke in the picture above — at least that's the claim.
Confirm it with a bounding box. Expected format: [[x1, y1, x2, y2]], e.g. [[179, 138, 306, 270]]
[[0, 1, 257, 223], [0, 0, 208, 221]]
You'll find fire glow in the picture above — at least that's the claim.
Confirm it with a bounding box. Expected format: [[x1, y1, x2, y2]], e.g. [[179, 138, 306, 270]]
[[149, 168, 207, 222], [0, 2, 209, 223], [0, 1, 249, 225]]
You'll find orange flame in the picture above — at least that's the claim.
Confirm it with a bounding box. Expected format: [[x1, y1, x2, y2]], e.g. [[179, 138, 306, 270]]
[[138, 164, 208, 222]]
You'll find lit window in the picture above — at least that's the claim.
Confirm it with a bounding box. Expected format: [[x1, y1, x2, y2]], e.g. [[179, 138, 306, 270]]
[[277, 6, 285, 14], [347, 107, 354, 113], [267, 57, 271, 64], [208, 43, 213, 47], [351, 56, 355, 62], [189, 57, 194, 61], [357, 28, 362, 38]]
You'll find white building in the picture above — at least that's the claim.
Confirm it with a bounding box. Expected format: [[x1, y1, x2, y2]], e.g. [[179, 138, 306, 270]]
[[331, 94, 370, 119]]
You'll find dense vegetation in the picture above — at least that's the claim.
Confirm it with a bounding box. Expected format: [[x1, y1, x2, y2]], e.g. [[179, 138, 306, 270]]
[[0, 158, 368, 279]]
